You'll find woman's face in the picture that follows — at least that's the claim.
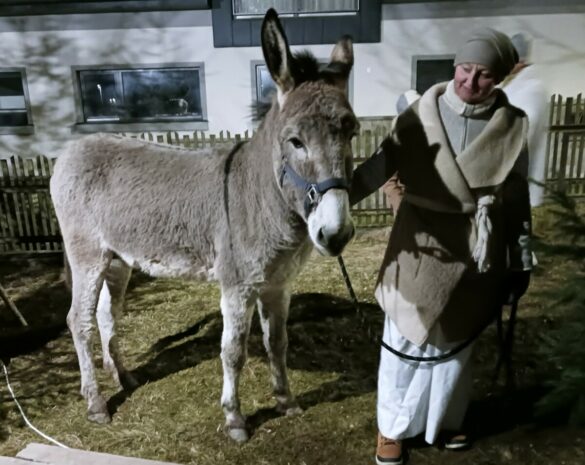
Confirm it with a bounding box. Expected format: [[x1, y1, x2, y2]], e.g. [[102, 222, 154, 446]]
[[454, 63, 500, 104]]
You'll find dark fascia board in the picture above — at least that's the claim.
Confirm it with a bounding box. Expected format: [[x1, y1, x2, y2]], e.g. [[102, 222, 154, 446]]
[[211, 0, 381, 47], [381, 0, 585, 17], [0, 1, 211, 17]]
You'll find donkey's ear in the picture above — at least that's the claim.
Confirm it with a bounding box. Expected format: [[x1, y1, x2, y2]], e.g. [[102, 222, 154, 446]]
[[331, 35, 354, 69], [324, 35, 354, 93], [261, 8, 295, 95]]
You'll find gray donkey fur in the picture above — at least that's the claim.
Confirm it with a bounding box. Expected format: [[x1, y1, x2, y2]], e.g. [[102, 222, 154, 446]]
[[50, 9, 358, 442]]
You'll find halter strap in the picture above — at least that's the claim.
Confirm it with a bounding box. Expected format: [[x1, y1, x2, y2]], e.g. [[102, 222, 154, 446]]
[[279, 162, 349, 219]]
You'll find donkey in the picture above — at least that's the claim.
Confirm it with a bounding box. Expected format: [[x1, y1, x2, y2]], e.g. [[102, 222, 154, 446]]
[[50, 8, 358, 442]]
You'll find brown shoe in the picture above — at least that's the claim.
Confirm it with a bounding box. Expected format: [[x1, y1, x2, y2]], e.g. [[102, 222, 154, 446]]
[[376, 432, 403, 465]]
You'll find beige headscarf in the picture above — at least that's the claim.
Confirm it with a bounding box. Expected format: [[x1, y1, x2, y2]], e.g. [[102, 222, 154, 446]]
[[454, 27, 519, 79]]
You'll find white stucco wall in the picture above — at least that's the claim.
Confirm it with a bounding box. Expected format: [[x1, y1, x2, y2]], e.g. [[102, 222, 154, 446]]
[[354, 11, 585, 117], [0, 6, 584, 156]]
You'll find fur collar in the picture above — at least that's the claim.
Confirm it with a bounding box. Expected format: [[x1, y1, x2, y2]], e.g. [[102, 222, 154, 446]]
[[442, 80, 498, 117], [415, 82, 528, 198]]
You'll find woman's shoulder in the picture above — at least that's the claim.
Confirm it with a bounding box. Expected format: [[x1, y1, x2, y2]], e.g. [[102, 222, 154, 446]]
[[493, 88, 528, 120]]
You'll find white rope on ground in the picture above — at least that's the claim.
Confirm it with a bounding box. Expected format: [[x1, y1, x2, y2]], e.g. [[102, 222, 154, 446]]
[[1, 360, 69, 449]]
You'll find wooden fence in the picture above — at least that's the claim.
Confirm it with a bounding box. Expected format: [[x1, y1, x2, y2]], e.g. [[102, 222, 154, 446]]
[[546, 94, 585, 196], [0, 125, 392, 256], [0, 156, 60, 255]]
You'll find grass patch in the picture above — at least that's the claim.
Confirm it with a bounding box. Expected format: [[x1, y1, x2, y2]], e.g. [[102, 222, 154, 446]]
[[0, 208, 583, 464]]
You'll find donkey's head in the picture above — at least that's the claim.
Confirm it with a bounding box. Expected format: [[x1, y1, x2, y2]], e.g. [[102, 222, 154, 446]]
[[261, 9, 357, 256]]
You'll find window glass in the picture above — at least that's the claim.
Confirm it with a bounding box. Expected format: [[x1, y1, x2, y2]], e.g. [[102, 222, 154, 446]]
[[256, 65, 276, 105], [80, 71, 122, 121], [233, 0, 359, 16], [122, 69, 202, 120], [415, 58, 454, 95], [77, 66, 204, 124], [0, 71, 30, 127]]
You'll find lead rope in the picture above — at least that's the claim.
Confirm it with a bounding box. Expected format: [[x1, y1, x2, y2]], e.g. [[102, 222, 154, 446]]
[[337, 255, 500, 364], [1, 360, 69, 448], [492, 299, 519, 389]]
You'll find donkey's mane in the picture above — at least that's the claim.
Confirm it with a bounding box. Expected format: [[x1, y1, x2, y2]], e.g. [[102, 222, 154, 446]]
[[291, 50, 321, 82], [252, 49, 351, 121]]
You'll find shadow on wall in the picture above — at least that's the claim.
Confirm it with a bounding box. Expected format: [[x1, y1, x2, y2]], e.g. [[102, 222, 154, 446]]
[[0, 13, 173, 157]]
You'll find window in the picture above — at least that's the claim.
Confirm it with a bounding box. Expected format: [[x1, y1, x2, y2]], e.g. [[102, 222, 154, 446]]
[[233, 0, 359, 17], [211, 0, 381, 47], [412, 56, 455, 95], [73, 64, 207, 132], [253, 63, 277, 107], [0, 69, 33, 134], [251, 61, 353, 111]]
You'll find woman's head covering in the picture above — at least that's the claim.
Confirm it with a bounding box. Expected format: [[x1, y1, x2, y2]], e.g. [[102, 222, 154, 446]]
[[454, 28, 519, 78]]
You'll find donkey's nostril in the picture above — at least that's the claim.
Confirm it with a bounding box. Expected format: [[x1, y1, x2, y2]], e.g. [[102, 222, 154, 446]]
[[316, 222, 355, 256]]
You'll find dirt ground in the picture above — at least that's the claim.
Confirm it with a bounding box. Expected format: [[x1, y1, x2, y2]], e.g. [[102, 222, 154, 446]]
[[0, 213, 583, 464]]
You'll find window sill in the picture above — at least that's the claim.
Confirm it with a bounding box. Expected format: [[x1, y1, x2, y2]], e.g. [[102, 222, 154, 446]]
[[0, 125, 35, 135], [72, 121, 209, 134]]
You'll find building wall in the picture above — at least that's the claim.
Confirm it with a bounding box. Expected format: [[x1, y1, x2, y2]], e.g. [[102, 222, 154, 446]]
[[0, 5, 584, 156]]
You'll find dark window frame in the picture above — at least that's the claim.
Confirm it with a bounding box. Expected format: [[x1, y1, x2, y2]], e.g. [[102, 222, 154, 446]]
[[0, 0, 210, 16], [71, 63, 208, 133], [0, 67, 34, 135], [411, 54, 455, 95], [211, 0, 381, 47]]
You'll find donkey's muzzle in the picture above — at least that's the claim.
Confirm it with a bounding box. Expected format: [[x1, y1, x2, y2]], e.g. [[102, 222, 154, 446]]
[[316, 220, 355, 256]]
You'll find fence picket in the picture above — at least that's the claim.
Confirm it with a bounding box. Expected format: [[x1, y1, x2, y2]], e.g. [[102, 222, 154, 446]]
[[37, 189, 51, 250], [6, 156, 16, 187], [28, 192, 40, 251], [0, 195, 12, 252], [544, 94, 555, 183], [0, 159, 8, 187], [19, 191, 33, 251], [576, 133, 585, 196]]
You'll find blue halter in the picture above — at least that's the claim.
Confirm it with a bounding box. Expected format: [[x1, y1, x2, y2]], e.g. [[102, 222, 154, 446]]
[[279, 160, 350, 220]]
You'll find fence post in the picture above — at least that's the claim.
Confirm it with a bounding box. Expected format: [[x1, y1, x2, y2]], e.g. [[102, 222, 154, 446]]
[[558, 97, 575, 193]]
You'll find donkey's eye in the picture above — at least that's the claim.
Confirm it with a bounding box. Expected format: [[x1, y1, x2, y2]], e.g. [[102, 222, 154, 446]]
[[289, 137, 305, 150]]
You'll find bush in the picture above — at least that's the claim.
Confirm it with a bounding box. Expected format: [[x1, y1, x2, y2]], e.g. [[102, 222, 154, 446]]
[[535, 191, 585, 425]]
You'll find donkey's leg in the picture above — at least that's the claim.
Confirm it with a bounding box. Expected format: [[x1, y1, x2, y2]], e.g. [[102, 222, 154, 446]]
[[219, 286, 256, 443], [96, 258, 138, 391], [257, 287, 302, 416], [67, 248, 113, 424]]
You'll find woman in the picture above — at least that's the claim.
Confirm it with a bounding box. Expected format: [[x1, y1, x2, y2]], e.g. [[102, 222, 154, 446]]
[[349, 28, 533, 465]]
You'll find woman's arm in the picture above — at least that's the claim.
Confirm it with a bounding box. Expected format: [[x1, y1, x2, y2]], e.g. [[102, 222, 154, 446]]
[[349, 136, 399, 206], [504, 148, 532, 272]]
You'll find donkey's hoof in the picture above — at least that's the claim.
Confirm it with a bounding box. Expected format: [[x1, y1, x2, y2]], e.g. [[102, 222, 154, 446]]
[[226, 426, 249, 443], [284, 405, 303, 416], [276, 401, 303, 416], [88, 411, 111, 424], [87, 396, 111, 424]]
